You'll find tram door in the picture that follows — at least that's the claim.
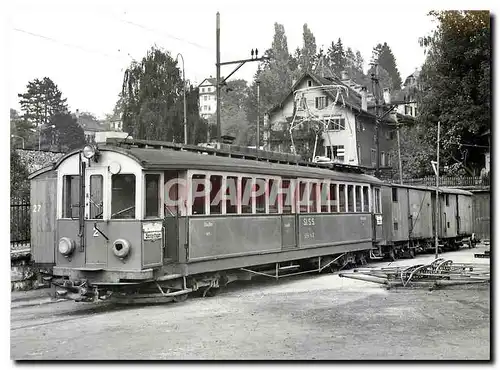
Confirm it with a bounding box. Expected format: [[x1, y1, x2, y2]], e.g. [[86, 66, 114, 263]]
[[84, 166, 107, 266]]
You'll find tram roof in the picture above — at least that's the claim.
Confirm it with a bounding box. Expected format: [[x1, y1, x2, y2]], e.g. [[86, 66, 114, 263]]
[[105, 145, 384, 184]]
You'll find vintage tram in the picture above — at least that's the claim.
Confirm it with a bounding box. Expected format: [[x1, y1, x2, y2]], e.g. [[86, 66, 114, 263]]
[[28, 138, 474, 303]]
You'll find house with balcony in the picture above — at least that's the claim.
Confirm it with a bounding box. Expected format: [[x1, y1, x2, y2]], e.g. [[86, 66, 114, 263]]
[[265, 57, 419, 173], [198, 77, 217, 119]]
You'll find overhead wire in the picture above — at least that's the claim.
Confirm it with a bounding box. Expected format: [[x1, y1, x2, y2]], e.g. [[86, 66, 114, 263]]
[[12, 27, 126, 61], [114, 16, 214, 54]]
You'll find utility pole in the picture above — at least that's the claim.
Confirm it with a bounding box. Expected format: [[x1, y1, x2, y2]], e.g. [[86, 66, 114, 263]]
[[435, 120, 441, 259], [256, 74, 261, 149], [216, 12, 221, 143], [371, 62, 381, 178], [215, 12, 269, 143], [397, 123, 403, 184], [176, 53, 187, 145]]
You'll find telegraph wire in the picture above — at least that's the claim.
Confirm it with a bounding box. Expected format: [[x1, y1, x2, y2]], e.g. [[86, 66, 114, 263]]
[[114, 16, 214, 54], [12, 27, 127, 61]]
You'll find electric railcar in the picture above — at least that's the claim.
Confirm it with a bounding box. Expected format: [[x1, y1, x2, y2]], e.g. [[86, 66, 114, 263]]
[[28, 139, 474, 303]]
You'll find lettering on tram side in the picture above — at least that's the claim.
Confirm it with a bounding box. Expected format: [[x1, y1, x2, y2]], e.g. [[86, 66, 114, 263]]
[[302, 217, 316, 240], [303, 232, 315, 239], [203, 221, 213, 237], [302, 217, 316, 226], [32, 204, 41, 213]]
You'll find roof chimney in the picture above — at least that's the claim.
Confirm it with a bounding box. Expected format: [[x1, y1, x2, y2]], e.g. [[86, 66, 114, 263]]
[[383, 88, 391, 104], [341, 70, 349, 81], [361, 87, 368, 111]]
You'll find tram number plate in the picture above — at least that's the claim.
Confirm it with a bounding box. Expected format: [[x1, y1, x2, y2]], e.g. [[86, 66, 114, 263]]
[[144, 231, 162, 241], [375, 215, 383, 225]]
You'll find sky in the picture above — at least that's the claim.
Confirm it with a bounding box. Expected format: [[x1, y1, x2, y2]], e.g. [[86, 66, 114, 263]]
[[2, 0, 493, 119]]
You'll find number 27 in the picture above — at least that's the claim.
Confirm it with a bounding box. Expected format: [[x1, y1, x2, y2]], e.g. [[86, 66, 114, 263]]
[[32, 204, 41, 213]]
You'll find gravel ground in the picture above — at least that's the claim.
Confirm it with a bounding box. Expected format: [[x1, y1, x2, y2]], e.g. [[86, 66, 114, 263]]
[[10, 247, 490, 360]]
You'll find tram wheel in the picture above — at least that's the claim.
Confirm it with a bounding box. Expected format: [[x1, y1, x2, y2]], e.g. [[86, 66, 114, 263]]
[[173, 293, 189, 303], [205, 287, 220, 298]]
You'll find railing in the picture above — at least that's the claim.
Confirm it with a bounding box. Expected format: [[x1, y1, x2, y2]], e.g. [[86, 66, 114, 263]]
[[11, 200, 30, 250], [385, 176, 490, 188]]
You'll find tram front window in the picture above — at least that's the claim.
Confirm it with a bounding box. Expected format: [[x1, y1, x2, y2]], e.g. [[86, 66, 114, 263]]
[[111, 174, 136, 219]]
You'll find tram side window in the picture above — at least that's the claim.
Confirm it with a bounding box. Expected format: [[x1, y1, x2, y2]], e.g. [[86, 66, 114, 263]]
[[330, 183, 338, 212], [111, 174, 136, 219], [374, 188, 382, 213], [269, 179, 278, 214], [355, 186, 362, 212], [255, 178, 266, 214], [89, 175, 103, 219], [320, 182, 329, 213], [282, 179, 293, 214], [299, 182, 308, 213], [226, 176, 238, 214], [310, 182, 319, 213], [347, 185, 354, 212], [241, 177, 252, 214], [210, 175, 222, 214], [63, 175, 80, 218], [362, 186, 369, 212], [339, 184, 346, 212], [191, 175, 206, 215], [145, 174, 160, 218]]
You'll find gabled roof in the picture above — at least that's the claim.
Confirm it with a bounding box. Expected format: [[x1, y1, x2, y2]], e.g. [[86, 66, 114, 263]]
[[266, 71, 375, 119], [198, 78, 217, 88], [77, 115, 106, 132]]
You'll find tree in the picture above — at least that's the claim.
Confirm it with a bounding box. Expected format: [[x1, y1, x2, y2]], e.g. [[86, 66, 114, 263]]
[[373, 42, 403, 91], [185, 86, 209, 145], [355, 51, 364, 73], [219, 79, 252, 145], [245, 23, 295, 146], [18, 77, 68, 127], [50, 112, 85, 151], [122, 45, 185, 142], [389, 123, 435, 179], [10, 148, 30, 200], [417, 10, 490, 174], [10, 109, 35, 147], [327, 38, 346, 76], [298, 24, 318, 72]]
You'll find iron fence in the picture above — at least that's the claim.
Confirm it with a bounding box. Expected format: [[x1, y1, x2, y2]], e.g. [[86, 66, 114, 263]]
[[11, 199, 30, 249], [385, 176, 490, 188]]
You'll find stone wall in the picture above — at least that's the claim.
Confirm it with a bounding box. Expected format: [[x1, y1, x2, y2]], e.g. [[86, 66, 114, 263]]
[[15, 149, 65, 174]]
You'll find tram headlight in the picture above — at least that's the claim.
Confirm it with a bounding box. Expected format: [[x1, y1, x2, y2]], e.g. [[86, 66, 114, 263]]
[[112, 239, 131, 259], [83, 145, 96, 159], [58, 237, 75, 256]]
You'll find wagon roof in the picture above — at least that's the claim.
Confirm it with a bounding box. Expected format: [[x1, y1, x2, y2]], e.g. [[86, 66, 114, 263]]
[[386, 182, 473, 196]]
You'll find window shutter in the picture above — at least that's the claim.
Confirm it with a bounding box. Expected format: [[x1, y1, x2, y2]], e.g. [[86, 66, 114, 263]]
[[315, 97, 319, 109]]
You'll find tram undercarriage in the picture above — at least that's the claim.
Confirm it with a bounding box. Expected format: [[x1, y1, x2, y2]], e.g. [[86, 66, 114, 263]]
[[47, 250, 377, 304]]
